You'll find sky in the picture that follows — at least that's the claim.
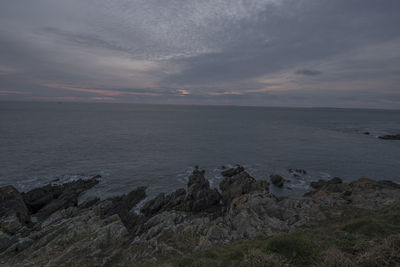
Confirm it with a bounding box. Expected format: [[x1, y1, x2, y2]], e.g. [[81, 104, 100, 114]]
[[0, 0, 400, 108]]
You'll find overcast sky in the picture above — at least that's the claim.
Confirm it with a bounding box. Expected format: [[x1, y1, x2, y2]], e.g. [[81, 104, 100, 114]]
[[1, 0, 399, 108]]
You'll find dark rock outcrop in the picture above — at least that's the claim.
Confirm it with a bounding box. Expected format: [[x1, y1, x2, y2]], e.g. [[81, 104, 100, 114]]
[[379, 134, 400, 140], [220, 169, 269, 205], [288, 168, 307, 177], [305, 177, 400, 207], [221, 165, 245, 177], [183, 168, 221, 212], [0, 186, 30, 234], [1, 166, 400, 266], [306, 177, 347, 197], [22, 177, 99, 221], [98, 186, 147, 232], [270, 174, 285, 188], [141, 168, 221, 215], [310, 177, 343, 190], [140, 188, 186, 217]]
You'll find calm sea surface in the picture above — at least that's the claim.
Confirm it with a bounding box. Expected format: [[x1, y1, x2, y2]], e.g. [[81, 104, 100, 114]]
[[1, 102, 399, 200]]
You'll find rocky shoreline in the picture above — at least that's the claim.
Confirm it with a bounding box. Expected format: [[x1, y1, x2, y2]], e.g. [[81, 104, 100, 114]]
[[1, 166, 400, 266]]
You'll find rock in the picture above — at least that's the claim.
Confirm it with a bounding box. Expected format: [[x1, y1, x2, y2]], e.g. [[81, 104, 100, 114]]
[[0, 186, 30, 234], [378, 134, 400, 140], [0, 171, 399, 266], [221, 165, 245, 177], [310, 177, 343, 190], [140, 188, 187, 217], [183, 169, 221, 212], [98, 186, 147, 233], [220, 170, 269, 205], [0, 231, 18, 253], [140, 193, 167, 217], [305, 177, 400, 209], [270, 174, 285, 188], [0, 208, 130, 267], [78, 197, 100, 210], [163, 188, 186, 210], [141, 168, 221, 217], [22, 177, 99, 221], [310, 179, 327, 190], [288, 168, 307, 177], [306, 177, 347, 197]]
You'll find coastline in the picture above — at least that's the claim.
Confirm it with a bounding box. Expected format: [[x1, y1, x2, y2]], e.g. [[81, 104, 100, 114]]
[[1, 166, 400, 266]]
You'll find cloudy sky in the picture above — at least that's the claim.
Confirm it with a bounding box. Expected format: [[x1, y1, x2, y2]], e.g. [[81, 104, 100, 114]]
[[1, 0, 399, 108]]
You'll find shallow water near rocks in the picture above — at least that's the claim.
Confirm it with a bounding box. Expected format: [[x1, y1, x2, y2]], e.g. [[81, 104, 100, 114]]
[[1, 102, 399, 200]]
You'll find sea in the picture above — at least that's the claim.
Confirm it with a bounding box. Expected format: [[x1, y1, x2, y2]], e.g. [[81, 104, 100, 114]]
[[1, 102, 399, 202]]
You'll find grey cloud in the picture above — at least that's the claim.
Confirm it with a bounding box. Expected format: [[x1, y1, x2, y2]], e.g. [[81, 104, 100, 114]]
[[164, 0, 400, 86], [40, 27, 132, 54], [0, 0, 400, 108], [295, 70, 322, 76]]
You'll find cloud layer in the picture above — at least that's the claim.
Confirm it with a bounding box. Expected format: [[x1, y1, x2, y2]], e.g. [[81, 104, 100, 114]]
[[1, 0, 399, 108]]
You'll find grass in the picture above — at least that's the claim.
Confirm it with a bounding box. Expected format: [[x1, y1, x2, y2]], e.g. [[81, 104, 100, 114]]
[[162, 204, 400, 267], [341, 207, 400, 238]]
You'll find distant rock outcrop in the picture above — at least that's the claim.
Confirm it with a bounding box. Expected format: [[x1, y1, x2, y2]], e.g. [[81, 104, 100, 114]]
[[378, 134, 400, 140]]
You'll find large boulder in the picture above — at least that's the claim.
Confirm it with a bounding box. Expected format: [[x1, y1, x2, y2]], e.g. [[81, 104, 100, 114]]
[[0, 186, 30, 234], [22, 177, 99, 221], [219, 168, 269, 205]]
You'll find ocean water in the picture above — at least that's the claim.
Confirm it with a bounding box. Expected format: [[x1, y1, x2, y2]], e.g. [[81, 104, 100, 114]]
[[1, 102, 399, 201]]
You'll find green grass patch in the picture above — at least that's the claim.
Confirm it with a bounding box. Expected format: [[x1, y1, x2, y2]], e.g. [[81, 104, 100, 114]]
[[341, 208, 400, 238], [265, 234, 319, 264]]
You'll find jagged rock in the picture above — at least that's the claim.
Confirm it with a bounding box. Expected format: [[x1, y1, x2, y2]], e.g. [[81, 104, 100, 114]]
[[22, 177, 99, 221], [141, 193, 167, 217], [78, 197, 100, 210], [1, 169, 400, 266], [305, 177, 400, 209], [270, 174, 285, 188], [0, 231, 18, 253], [183, 169, 221, 212], [142, 168, 220, 215], [310, 177, 343, 190], [1, 209, 130, 266], [0, 186, 30, 234], [220, 170, 269, 205], [306, 177, 349, 198], [378, 134, 400, 140], [140, 188, 187, 217], [221, 165, 245, 177], [310, 179, 326, 190], [98, 186, 147, 232], [288, 168, 307, 177], [164, 188, 186, 210]]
